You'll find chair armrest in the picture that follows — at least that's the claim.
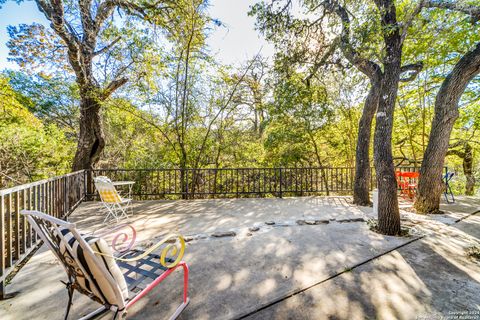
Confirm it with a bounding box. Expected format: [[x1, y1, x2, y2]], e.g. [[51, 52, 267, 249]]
[[118, 234, 185, 268], [94, 233, 186, 269], [94, 224, 137, 253]]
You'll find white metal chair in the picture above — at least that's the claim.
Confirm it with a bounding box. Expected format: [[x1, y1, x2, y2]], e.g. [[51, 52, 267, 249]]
[[21, 210, 189, 320], [94, 176, 132, 223]]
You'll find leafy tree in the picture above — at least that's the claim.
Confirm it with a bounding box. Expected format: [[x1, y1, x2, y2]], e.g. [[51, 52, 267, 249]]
[[232, 57, 271, 137], [5, 70, 79, 133], [415, 2, 480, 213], [253, 0, 429, 235], [0, 76, 74, 187], [4, 0, 180, 170]]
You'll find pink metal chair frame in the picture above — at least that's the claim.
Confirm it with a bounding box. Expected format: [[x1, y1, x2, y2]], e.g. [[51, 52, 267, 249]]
[[21, 210, 189, 320]]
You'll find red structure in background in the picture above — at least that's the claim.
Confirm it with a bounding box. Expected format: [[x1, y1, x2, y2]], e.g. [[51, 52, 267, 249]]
[[395, 171, 420, 200]]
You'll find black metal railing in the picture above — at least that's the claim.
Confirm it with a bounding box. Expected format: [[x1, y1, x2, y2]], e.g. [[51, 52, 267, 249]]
[[88, 167, 428, 200], [87, 167, 359, 199]]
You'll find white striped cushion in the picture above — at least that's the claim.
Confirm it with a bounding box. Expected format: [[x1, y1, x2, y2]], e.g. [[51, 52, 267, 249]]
[[55, 228, 128, 305]]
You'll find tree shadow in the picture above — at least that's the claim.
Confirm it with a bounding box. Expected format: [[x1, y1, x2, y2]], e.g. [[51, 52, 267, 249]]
[[240, 218, 480, 320], [4, 197, 479, 320]]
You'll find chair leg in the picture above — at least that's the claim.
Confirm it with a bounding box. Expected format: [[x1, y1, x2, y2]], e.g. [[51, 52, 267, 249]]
[[182, 262, 189, 304], [77, 306, 108, 320], [102, 204, 115, 224], [168, 262, 190, 320], [64, 282, 74, 320], [118, 204, 129, 219], [125, 262, 190, 320]]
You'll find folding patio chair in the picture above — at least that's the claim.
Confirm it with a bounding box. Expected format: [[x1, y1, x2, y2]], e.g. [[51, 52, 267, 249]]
[[21, 210, 189, 320], [94, 176, 132, 223], [443, 172, 455, 203]]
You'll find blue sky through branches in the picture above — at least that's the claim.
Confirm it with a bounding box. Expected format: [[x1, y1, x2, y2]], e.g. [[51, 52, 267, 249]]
[[0, 0, 273, 70]]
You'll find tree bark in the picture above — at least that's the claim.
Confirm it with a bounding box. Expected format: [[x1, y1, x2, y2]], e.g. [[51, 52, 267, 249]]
[[353, 78, 380, 205], [447, 142, 475, 196], [374, 65, 401, 235], [463, 143, 475, 196], [372, 0, 402, 235], [415, 42, 480, 213], [72, 88, 106, 170]]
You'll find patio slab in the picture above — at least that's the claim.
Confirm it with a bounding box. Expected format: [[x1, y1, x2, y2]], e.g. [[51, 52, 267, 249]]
[[244, 211, 480, 320], [0, 196, 478, 320]]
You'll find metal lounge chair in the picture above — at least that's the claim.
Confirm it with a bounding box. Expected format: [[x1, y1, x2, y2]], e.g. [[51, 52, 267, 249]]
[[21, 210, 189, 320], [94, 176, 132, 223]]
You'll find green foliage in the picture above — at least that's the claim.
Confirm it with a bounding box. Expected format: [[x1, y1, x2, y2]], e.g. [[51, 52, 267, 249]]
[[5, 70, 79, 131], [1, 0, 479, 198], [0, 76, 75, 187], [6, 23, 69, 72]]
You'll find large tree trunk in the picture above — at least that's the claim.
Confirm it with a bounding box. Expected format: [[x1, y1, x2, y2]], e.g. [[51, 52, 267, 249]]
[[414, 110, 457, 214], [372, 0, 402, 235], [374, 62, 401, 235], [415, 42, 480, 213], [72, 88, 106, 171], [463, 143, 475, 196], [353, 78, 380, 206]]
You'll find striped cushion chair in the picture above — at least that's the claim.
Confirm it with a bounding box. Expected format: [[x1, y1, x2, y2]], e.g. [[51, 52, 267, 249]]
[[21, 210, 189, 320]]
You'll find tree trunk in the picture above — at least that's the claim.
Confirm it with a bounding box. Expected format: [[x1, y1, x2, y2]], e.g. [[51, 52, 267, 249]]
[[353, 78, 380, 205], [72, 88, 106, 171], [414, 110, 457, 214], [415, 42, 480, 214], [463, 143, 475, 196], [374, 62, 401, 235], [371, 0, 402, 235]]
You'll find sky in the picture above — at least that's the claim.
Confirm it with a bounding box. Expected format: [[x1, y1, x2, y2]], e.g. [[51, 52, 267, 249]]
[[0, 0, 274, 70]]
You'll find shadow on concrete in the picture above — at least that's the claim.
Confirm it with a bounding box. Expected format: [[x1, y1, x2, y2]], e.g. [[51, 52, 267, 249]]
[[1, 197, 479, 320], [242, 213, 480, 320]]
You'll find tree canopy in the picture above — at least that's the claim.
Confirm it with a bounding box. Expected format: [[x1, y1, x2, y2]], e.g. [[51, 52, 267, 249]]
[[1, 0, 479, 217]]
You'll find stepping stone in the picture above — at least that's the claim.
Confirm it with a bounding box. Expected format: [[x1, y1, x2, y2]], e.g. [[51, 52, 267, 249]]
[[184, 236, 195, 242], [297, 219, 329, 225], [211, 231, 236, 238], [337, 218, 365, 223]]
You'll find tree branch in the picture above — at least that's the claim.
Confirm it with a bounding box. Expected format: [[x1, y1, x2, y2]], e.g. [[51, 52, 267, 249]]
[[35, 0, 85, 82], [78, 0, 94, 36], [425, 0, 480, 23], [103, 77, 128, 98], [304, 36, 340, 83], [94, 36, 122, 56], [192, 54, 261, 169], [446, 149, 465, 158], [400, 62, 424, 82], [323, 0, 382, 81], [401, 0, 426, 43]]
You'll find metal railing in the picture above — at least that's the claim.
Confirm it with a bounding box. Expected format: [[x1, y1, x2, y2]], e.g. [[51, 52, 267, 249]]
[[0, 170, 86, 298], [88, 167, 367, 199]]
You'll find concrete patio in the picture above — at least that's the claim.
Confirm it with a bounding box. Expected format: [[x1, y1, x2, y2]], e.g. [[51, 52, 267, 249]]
[[1, 196, 479, 320]]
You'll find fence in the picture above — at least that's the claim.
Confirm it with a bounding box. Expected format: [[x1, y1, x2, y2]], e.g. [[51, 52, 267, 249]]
[[88, 167, 364, 199], [87, 166, 430, 199], [0, 170, 86, 298]]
